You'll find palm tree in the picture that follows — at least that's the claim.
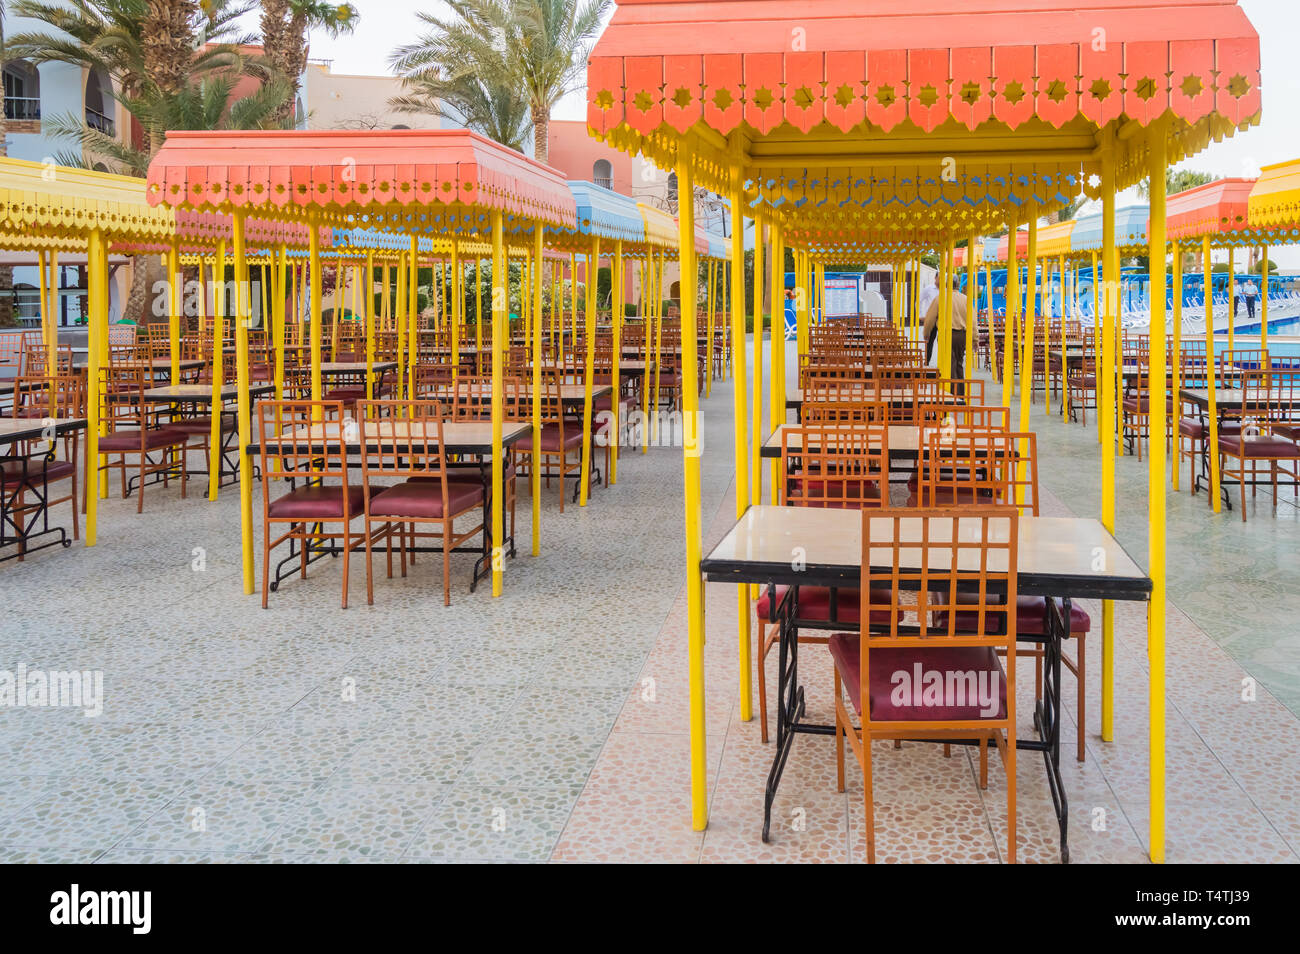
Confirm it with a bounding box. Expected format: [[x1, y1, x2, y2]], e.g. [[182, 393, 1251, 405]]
[[391, 0, 611, 163], [390, 70, 530, 151], [259, 0, 357, 127], [8, 0, 254, 152], [1137, 168, 1219, 198]]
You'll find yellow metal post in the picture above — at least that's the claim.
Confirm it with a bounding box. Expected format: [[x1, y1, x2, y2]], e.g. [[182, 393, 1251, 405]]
[[408, 239, 419, 403], [751, 214, 764, 506], [1100, 142, 1118, 740], [309, 225, 323, 408], [84, 229, 107, 546], [450, 241, 461, 388], [490, 212, 506, 596], [1019, 211, 1037, 455], [1260, 245, 1269, 350], [770, 225, 785, 504], [966, 237, 977, 382], [393, 253, 406, 400], [1226, 246, 1235, 354], [208, 241, 227, 499], [1204, 237, 1222, 511], [531, 226, 544, 555], [1146, 128, 1169, 865], [610, 241, 624, 485], [1171, 242, 1182, 492], [1003, 209, 1019, 403], [675, 148, 708, 832], [705, 257, 715, 397], [729, 185, 752, 723], [231, 212, 255, 594], [580, 236, 601, 506]]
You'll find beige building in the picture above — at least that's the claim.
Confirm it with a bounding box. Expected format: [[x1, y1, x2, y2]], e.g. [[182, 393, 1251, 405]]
[[303, 61, 440, 131]]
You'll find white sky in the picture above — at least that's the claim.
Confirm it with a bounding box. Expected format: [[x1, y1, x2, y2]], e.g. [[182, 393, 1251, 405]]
[[271, 0, 1300, 265]]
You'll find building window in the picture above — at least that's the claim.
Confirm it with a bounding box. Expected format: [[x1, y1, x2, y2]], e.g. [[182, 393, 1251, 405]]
[[84, 68, 114, 135], [3, 61, 41, 121], [593, 159, 612, 190]]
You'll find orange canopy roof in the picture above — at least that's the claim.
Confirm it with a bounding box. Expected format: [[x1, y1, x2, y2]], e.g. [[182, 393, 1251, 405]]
[[590, 0, 1259, 138], [1164, 177, 1257, 244], [145, 130, 577, 233]]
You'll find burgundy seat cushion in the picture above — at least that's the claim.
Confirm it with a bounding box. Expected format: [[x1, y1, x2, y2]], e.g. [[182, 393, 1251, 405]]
[[1274, 424, 1300, 442], [754, 585, 897, 625], [439, 462, 518, 482], [516, 422, 583, 453], [0, 459, 76, 484], [1218, 434, 1300, 458], [368, 479, 484, 518], [906, 486, 998, 507], [1069, 374, 1097, 387], [268, 484, 366, 520], [828, 634, 1007, 721], [168, 416, 225, 436], [934, 593, 1091, 634], [1180, 419, 1242, 440], [97, 427, 186, 452], [324, 386, 365, 402]]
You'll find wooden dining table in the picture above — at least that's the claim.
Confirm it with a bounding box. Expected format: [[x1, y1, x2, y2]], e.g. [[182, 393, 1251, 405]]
[[144, 383, 275, 489], [247, 419, 530, 592], [699, 504, 1152, 863], [1, 416, 87, 561]]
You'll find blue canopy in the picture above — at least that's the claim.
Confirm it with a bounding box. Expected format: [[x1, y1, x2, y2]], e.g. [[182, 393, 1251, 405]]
[[1071, 204, 1150, 252], [565, 180, 645, 244]]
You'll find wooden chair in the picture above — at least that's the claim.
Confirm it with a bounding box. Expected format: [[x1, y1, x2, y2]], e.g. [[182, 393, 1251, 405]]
[[255, 400, 365, 609], [753, 422, 892, 742], [3, 374, 85, 544], [94, 365, 187, 512], [357, 400, 486, 606], [1217, 371, 1300, 521], [513, 371, 583, 513], [832, 507, 1019, 862]]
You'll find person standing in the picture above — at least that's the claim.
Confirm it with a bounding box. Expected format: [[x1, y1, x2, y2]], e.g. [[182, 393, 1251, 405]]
[[919, 271, 941, 362], [923, 275, 969, 394], [1242, 277, 1259, 323]]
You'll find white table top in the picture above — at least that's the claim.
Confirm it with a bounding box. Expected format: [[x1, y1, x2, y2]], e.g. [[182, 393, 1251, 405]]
[[700, 505, 1150, 600]]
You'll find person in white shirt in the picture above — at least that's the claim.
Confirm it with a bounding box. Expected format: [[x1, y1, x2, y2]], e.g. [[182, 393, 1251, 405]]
[[923, 275, 970, 394], [918, 272, 941, 360], [1242, 278, 1259, 322]]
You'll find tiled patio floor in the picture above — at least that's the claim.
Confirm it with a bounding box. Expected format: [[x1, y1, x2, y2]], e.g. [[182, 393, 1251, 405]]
[[2, 341, 1297, 863]]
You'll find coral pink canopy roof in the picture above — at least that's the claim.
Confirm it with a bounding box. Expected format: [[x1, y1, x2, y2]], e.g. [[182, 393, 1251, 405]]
[[1164, 177, 1253, 241], [588, 0, 1260, 137], [145, 129, 577, 230]]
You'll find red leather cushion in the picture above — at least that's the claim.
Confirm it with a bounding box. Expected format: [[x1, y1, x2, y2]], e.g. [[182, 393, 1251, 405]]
[[516, 423, 583, 453], [1179, 417, 1206, 439], [97, 427, 186, 452], [906, 486, 997, 507], [268, 484, 366, 520], [168, 416, 224, 436], [934, 593, 1091, 634], [368, 480, 483, 518], [1218, 434, 1300, 457], [324, 386, 365, 401], [753, 586, 897, 624], [828, 634, 1007, 721], [0, 459, 76, 484], [1274, 424, 1300, 442], [438, 462, 518, 482]]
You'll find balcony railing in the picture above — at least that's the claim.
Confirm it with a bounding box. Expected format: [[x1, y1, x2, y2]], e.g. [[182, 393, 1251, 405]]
[[4, 97, 41, 121], [85, 107, 114, 136]]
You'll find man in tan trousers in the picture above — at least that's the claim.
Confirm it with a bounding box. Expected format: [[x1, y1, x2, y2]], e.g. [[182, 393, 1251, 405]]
[[923, 275, 969, 395]]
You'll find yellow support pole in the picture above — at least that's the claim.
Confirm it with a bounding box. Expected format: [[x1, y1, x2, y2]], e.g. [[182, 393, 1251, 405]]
[[705, 257, 715, 397], [1146, 127, 1169, 865], [610, 241, 624, 486], [208, 241, 227, 500], [490, 212, 507, 596], [167, 241, 182, 386], [1227, 246, 1235, 354], [1019, 211, 1037, 454], [729, 183, 752, 724], [393, 253, 407, 400], [1171, 242, 1182, 492], [751, 213, 765, 507], [330, 254, 344, 361], [231, 211, 255, 594], [84, 229, 107, 546], [1204, 237, 1222, 511], [450, 240, 461, 388], [531, 226, 544, 555], [1059, 253, 1068, 419], [308, 224, 323, 408], [770, 224, 785, 504], [1003, 210, 1019, 403], [579, 236, 601, 506], [408, 240, 419, 406], [475, 258, 485, 375], [364, 251, 376, 399], [1100, 139, 1118, 741], [650, 252, 665, 446], [939, 240, 953, 382], [966, 237, 977, 382], [1260, 245, 1269, 349], [675, 147, 707, 832], [274, 246, 287, 400], [639, 256, 652, 453]]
